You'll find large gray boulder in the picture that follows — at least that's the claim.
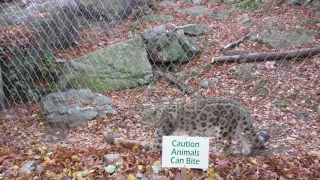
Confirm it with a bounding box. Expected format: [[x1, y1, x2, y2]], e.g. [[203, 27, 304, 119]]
[[57, 37, 153, 91], [41, 89, 117, 127], [250, 28, 315, 49], [141, 28, 202, 64], [76, 0, 152, 22]]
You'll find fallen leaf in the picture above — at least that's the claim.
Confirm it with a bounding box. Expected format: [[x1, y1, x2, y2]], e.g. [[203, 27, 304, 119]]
[[152, 164, 161, 174], [133, 145, 140, 154], [71, 155, 79, 162], [286, 173, 293, 178], [127, 174, 137, 180], [137, 165, 144, 171], [307, 150, 320, 158], [248, 157, 258, 165], [104, 165, 116, 174]]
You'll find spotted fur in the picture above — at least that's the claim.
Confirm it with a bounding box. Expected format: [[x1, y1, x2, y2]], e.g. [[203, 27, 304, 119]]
[[142, 98, 269, 156]]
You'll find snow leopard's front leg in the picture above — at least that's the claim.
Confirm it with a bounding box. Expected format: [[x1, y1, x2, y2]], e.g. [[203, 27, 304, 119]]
[[149, 137, 162, 152]]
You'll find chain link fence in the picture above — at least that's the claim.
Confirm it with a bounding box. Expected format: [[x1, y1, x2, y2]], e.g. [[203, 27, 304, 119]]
[[0, 0, 319, 178]]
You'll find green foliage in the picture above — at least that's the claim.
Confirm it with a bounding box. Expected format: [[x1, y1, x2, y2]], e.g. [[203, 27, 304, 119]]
[[34, 51, 60, 93], [1, 55, 38, 103], [191, 68, 199, 78], [203, 64, 212, 73], [308, 19, 319, 25], [129, 23, 139, 32]]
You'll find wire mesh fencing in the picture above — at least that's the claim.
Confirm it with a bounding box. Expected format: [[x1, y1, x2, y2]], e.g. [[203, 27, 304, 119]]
[[0, 0, 319, 179]]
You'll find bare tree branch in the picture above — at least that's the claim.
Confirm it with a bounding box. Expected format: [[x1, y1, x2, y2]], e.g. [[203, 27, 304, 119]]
[[156, 70, 194, 94], [221, 33, 252, 51]]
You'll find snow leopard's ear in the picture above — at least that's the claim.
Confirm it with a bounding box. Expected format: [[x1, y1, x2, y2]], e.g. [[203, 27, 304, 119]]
[[149, 106, 157, 115], [142, 106, 156, 117]]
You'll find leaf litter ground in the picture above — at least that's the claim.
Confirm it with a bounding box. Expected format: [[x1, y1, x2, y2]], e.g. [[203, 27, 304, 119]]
[[0, 0, 320, 179]]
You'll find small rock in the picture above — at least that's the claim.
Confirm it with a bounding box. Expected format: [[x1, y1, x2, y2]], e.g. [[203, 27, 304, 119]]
[[265, 61, 276, 69], [161, 97, 170, 102], [177, 71, 187, 79], [209, 24, 218, 29], [4, 115, 15, 121], [106, 134, 120, 144], [22, 109, 29, 116], [136, 173, 147, 180], [76, 170, 90, 178], [127, 31, 133, 38], [208, 77, 219, 86], [170, 24, 208, 36], [237, 13, 252, 25], [98, 42, 104, 46], [35, 165, 44, 174], [312, 58, 320, 64], [261, 17, 277, 27], [18, 161, 36, 174], [46, 152, 53, 157], [103, 154, 123, 164], [97, 105, 118, 116], [199, 80, 209, 88], [193, 92, 200, 99], [62, 175, 69, 180]]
